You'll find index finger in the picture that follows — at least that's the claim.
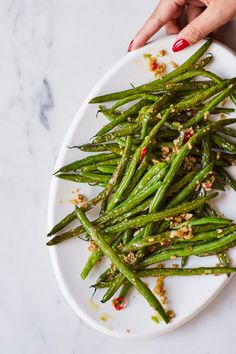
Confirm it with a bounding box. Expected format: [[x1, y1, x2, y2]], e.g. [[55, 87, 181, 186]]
[[130, 0, 185, 50]]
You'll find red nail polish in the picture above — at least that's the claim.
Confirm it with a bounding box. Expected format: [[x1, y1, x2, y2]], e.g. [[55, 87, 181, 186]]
[[128, 40, 134, 52], [172, 39, 190, 52]]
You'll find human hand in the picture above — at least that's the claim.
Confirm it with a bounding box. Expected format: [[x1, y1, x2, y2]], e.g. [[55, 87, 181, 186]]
[[128, 0, 236, 52]]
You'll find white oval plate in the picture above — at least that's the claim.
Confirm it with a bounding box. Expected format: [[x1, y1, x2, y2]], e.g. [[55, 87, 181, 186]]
[[48, 36, 236, 338]]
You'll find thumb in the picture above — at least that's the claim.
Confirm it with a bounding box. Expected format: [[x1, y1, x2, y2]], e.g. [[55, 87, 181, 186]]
[[172, 1, 235, 51]]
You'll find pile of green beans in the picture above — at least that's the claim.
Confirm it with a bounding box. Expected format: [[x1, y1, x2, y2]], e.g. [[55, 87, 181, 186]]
[[48, 38, 236, 323]]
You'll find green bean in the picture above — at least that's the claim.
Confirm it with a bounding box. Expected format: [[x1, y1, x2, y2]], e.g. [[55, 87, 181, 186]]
[[218, 168, 236, 192], [101, 273, 124, 303], [92, 267, 118, 289], [114, 138, 139, 152], [156, 130, 179, 139], [55, 153, 118, 174], [47, 197, 152, 247], [172, 216, 231, 229], [203, 204, 219, 217], [192, 53, 213, 70], [75, 207, 169, 323], [47, 210, 77, 236], [107, 109, 171, 211], [129, 162, 167, 197], [81, 249, 103, 280], [169, 163, 213, 209], [103, 193, 217, 234], [194, 106, 235, 115], [159, 163, 213, 233], [217, 253, 231, 277], [97, 166, 116, 174], [118, 282, 132, 298], [80, 233, 120, 280], [192, 223, 231, 234], [52, 140, 130, 237], [212, 178, 226, 191], [184, 85, 236, 128], [96, 135, 132, 206], [79, 158, 121, 173], [137, 267, 236, 277], [107, 198, 152, 226], [141, 231, 236, 267], [96, 100, 148, 136], [89, 38, 212, 103], [98, 106, 135, 130], [77, 142, 122, 154], [56, 173, 110, 184], [181, 257, 188, 267], [93, 123, 139, 143], [111, 93, 158, 111], [196, 135, 211, 214], [140, 108, 151, 140], [220, 127, 236, 138], [166, 81, 215, 91], [199, 239, 236, 257], [99, 176, 164, 225], [174, 79, 235, 113], [174, 63, 236, 105], [122, 153, 151, 198], [202, 136, 211, 167], [167, 171, 197, 195], [122, 229, 133, 245], [172, 70, 220, 83], [211, 134, 236, 154], [143, 119, 236, 212], [121, 225, 236, 253]]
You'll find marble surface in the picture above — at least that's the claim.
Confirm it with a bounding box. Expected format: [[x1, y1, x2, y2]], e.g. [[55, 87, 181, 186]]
[[1, 1, 236, 353]]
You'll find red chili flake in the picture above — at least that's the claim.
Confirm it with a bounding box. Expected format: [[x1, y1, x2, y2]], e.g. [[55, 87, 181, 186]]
[[204, 181, 212, 190], [139, 146, 148, 161], [150, 61, 158, 71], [113, 297, 125, 310], [183, 131, 192, 143]]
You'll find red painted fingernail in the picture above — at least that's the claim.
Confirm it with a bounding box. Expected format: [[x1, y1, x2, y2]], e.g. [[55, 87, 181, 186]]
[[172, 39, 190, 52], [128, 40, 134, 52]]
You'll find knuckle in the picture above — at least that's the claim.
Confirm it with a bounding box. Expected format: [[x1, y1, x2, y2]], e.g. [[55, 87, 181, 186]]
[[150, 12, 164, 26], [187, 25, 204, 42]]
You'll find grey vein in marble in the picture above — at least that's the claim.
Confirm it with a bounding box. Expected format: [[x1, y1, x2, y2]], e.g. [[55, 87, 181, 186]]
[[38, 78, 54, 129]]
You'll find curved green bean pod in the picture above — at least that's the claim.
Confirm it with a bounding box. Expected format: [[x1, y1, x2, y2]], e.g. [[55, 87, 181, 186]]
[[55, 153, 118, 174], [141, 231, 236, 267], [76, 207, 169, 323], [96, 100, 149, 137], [77, 143, 122, 154], [137, 267, 236, 277], [89, 38, 212, 103], [211, 134, 236, 154], [184, 85, 236, 128], [111, 93, 158, 111], [107, 109, 171, 210], [103, 193, 217, 234], [56, 173, 110, 184], [144, 119, 236, 212]]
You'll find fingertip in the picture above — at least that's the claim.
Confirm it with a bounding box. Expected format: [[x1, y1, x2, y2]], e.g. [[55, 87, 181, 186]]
[[127, 40, 134, 52]]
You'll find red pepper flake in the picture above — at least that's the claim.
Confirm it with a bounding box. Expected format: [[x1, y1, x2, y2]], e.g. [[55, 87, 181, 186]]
[[203, 180, 213, 191], [150, 61, 158, 71], [183, 131, 192, 143], [112, 297, 125, 311], [139, 146, 148, 161]]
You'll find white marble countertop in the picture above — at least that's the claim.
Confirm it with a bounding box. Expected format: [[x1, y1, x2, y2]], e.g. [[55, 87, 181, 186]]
[[1, 1, 236, 353]]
